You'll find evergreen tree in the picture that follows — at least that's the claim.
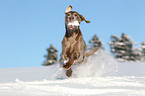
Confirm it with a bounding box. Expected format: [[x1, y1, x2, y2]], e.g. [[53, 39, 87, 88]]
[[109, 34, 125, 61], [59, 53, 64, 64], [109, 35, 120, 54], [132, 47, 142, 61], [121, 33, 134, 61], [109, 33, 137, 61], [88, 34, 103, 50], [43, 45, 58, 66], [140, 42, 145, 61]]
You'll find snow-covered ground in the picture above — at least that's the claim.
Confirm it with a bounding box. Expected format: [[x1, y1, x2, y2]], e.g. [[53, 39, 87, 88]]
[[0, 50, 145, 96]]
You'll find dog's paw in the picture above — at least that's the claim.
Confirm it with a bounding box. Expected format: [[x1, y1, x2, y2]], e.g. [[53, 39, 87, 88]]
[[64, 60, 68, 64], [63, 60, 75, 70], [63, 60, 70, 70], [66, 68, 72, 77], [63, 63, 70, 70]]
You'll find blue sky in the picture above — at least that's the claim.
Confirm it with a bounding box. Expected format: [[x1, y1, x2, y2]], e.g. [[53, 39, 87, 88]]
[[0, 0, 145, 68]]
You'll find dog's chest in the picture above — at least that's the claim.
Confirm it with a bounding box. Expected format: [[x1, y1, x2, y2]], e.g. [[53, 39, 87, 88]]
[[67, 33, 77, 43]]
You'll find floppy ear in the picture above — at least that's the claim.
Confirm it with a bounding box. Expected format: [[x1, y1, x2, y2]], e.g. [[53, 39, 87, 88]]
[[80, 15, 90, 23], [65, 5, 72, 13]]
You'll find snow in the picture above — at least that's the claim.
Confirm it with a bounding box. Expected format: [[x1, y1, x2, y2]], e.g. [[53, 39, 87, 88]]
[[117, 62, 145, 77], [0, 49, 145, 96], [0, 77, 145, 96], [0, 65, 57, 83]]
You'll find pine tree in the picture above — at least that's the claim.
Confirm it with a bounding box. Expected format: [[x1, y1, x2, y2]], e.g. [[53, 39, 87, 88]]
[[59, 53, 64, 64], [109, 35, 120, 54], [140, 42, 145, 61], [43, 45, 58, 66], [109, 35, 125, 61], [109, 33, 137, 61], [121, 33, 134, 61], [132, 47, 142, 61], [88, 34, 103, 50]]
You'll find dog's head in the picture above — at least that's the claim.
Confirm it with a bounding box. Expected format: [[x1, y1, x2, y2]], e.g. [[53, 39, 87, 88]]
[[65, 5, 90, 29]]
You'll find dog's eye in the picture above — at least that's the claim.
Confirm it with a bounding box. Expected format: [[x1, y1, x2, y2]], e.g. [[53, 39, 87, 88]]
[[67, 14, 70, 16], [74, 14, 77, 17]]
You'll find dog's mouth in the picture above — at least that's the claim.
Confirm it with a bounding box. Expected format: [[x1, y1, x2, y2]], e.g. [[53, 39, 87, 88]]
[[68, 25, 74, 29], [67, 20, 80, 29]]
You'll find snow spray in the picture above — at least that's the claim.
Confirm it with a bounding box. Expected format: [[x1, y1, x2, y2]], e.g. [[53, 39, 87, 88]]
[[52, 49, 118, 79], [72, 49, 118, 78]]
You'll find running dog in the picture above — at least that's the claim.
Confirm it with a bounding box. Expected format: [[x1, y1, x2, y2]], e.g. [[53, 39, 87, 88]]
[[62, 5, 98, 77]]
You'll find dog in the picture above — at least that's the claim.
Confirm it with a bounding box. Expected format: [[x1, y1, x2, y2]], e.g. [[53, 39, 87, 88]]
[[62, 5, 99, 77]]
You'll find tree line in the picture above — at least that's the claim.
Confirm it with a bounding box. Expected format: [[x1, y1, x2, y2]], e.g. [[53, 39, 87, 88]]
[[42, 33, 145, 66]]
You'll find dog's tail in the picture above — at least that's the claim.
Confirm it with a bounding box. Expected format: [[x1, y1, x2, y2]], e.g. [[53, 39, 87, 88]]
[[85, 47, 99, 57]]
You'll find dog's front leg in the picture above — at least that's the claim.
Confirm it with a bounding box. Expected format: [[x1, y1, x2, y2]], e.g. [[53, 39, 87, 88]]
[[62, 49, 69, 63], [73, 51, 80, 60], [62, 40, 69, 63]]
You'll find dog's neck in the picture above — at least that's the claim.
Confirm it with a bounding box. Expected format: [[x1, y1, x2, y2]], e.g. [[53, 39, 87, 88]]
[[65, 25, 81, 38]]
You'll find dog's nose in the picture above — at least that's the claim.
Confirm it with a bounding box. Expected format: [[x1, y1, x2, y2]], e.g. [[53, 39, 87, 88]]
[[69, 16, 74, 21]]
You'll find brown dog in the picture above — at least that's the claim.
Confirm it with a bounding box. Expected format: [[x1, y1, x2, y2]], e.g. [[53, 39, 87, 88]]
[[62, 5, 98, 77]]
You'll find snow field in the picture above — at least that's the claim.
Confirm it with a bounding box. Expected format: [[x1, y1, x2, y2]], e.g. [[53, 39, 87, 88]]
[[0, 49, 145, 96], [0, 77, 145, 96]]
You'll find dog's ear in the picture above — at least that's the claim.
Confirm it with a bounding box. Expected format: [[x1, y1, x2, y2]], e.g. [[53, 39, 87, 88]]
[[80, 15, 90, 23], [65, 5, 72, 13]]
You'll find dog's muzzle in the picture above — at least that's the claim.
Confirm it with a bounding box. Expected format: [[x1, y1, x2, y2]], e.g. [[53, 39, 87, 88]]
[[67, 20, 80, 29]]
